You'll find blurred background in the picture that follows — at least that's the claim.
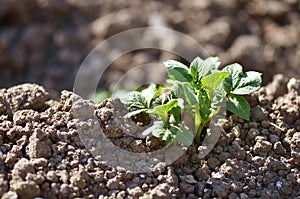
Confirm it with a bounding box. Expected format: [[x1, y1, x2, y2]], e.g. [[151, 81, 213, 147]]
[[0, 0, 300, 98]]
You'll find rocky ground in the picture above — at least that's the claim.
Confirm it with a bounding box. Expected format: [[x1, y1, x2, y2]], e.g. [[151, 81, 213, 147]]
[[0, 75, 299, 198], [1, 0, 300, 95]]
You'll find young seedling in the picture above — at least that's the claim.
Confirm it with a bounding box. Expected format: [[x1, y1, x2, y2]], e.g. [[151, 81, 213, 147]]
[[121, 57, 262, 146]]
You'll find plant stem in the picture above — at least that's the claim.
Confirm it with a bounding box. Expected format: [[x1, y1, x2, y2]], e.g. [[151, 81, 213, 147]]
[[195, 123, 205, 144]]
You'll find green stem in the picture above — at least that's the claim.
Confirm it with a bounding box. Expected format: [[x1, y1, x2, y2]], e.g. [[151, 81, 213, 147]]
[[195, 123, 205, 144]]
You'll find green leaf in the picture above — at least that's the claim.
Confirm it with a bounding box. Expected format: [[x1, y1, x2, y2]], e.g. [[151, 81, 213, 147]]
[[162, 129, 174, 143], [194, 103, 201, 133], [164, 60, 193, 82], [227, 95, 250, 120], [190, 57, 221, 81], [222, 63, 243, 92], [198, 91, 211, 121], [141, 83, 162, 108], [147, 99, 178, 122], [201, 71, 228, 98], [203, 57, 221, 70], [142, 121, 164, 137], [142, 121, 174, 142], [169, 106, 181, 125], [171, 126, 194, 147], [231, 71, 262, 95], [199, 57, 221, 77], [211, 84, 227, 110], [190, 57, 203, 81], [176, 83, 198, 105], [126, 109, 149, 118], [120, 91, 147, 109]]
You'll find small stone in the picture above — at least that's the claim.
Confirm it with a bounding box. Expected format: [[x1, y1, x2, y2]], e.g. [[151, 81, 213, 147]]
[[211, 172, 225, 179], [258, 95, 269, 105], [195, 168, 210, 181], [46, 171, 58, 182], [141, 183, 171, 199], [127, 186, 144, 198], [207, 157, 221, 169], [290, 132, 300, 164], [213, 184, 229, 198], [217, 152, 230, 162], [240, 193, 248, 199], [273, 141, 286, 155], [287, 78, 300, 93], [26, 173, 45, 185], [265, 157, 287, 171], [261, 120, 270, 128], [10, 181, 41, 199], [231, 181, 244, 193], [252, 156, 265, 166], [196, 182, 204, 196], [251, 106, 268, 121], [12, 158, 35, 179], [13, 110, 40, 125], [70, 171, 88, 189], [60, 184, 70, 198], [146, 136, 163, 149], [247, 128, 260, 140], [31, 158, 48, 167], [130, 140, 147, 153], [255, 136, 267, 141], [1, 191, 18, 199], [180, 175, 197, 184], [253, 140, 272, 155], [249, 122, 258, 129], [26, 129, 52, 159], [107, 177, 119, 190], [269, 134, 280, 143], [179, 182, 194, 194], [228, 192, 239, 199]]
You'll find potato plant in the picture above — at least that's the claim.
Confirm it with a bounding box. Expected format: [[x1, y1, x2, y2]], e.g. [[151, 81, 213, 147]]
[[121, 57, 262, 146]]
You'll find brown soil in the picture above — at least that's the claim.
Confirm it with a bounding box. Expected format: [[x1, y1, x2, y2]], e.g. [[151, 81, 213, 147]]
[[0, 78, 299, 199], [1, 1, 300, 198], [1, 0, 300, 94]]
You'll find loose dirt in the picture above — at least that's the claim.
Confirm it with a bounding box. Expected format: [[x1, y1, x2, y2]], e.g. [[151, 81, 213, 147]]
[[0, 76, 299, 198], [1, 0, 300, 93]]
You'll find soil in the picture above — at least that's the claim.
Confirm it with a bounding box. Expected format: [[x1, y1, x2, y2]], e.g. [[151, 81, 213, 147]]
[[0, 78, 299, 199], [1, 0, 300, 198], [0, 0, 300, 95]]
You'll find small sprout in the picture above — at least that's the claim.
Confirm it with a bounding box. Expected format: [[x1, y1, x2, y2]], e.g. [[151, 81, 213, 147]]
[[121, 56, 262, 146]]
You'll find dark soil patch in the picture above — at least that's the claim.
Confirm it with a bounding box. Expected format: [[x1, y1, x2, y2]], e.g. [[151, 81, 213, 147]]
[[0, 0, 300, 94]]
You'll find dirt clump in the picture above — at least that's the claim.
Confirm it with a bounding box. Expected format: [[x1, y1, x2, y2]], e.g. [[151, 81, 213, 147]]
[[0, 82, 300, 198]]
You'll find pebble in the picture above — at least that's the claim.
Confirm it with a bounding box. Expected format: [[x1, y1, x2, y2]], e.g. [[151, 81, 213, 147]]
[[213, 184, 229, 198], [211, 172, 225, 179], [251, 106, 268, 121], [253, 140, 272, 155], [273, 141, 286, 155], [179, 182, 195, 194], [106, 177, 119, 190], [127, 186, 144, 198], [240, 193, 248, 199], [269, 134, 280, 143], [1, 191, 18, 199], [207, 157, 221, 169], [247, 128, 260, 140], [180, 175, 197, 184]]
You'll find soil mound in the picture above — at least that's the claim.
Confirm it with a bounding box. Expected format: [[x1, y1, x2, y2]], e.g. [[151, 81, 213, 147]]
[[0, 77, 300, 198]]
